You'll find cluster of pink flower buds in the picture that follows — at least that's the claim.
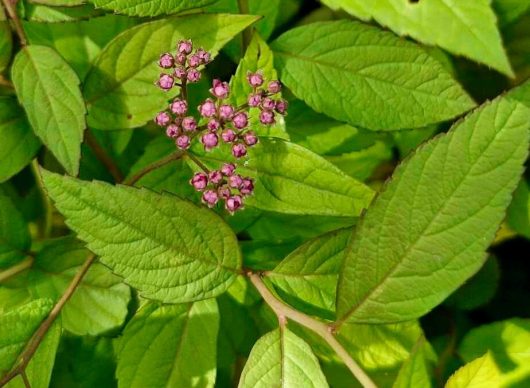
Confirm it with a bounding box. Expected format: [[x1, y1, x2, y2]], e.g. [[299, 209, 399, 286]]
[[190, 163, 253, 213], [246, 71, 288, 126]]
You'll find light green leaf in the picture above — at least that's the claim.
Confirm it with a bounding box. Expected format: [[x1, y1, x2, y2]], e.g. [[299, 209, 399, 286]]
[[0, 299, 53, 376], [0, 193, 31, 269], [0, 6, 11, 73], [88, 0, 215, 17], [393, 337, 435, 388], [41, 170, 241, 302], [268, 228, 351, 318], [11, 46, 86, 175], [230, 33, 289, 139], [459, 319, 530, 387], [271, 20, 475, 131], [507, 178, 530, 239], [445, 352, 499, 388], [322, 0, 513, 76], [116, 300, 219, 388], [0, 97, 41, 183], [23, 3, 103, 23], [84, 14, 259, 129], [336, 95, 530, 324], [392, 126, 439, 158], [238, 328, 329, 388]]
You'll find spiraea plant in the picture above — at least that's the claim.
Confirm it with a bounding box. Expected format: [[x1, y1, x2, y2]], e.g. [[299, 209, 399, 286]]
[[1, 1, 530, 388]]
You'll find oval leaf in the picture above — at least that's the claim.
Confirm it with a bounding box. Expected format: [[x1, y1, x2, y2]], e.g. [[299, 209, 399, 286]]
[[445, 352, 499, 388], [88, 0, 216, 17]]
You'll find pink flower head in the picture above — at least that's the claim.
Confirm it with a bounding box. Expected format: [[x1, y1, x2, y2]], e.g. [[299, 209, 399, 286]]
[[182, 116, 197, 132], [202, 190, 219, 207], [268, 80, 282, 94], [170, 99, 188, 115], [196, 48, 211, 64], [176, 135, 190, 149], [259, 110, 275, 125], [243, 131, 258, 146], [219, 104, 234, 120], [165, 124, 180, 138], [221, 129, 236, 143], [232, 112, 248, 129], [229, 174, 243, 188], [201, 132, 219, 151], [248, 93, 262, 107], [188, 54, 201, 68], [174, 67, 187, 80], [176, 53, 187, 65], [225, 195, 243, 213], [218, 186, 231, 199], [275, 99, 288, 115], [247, 71, 264, 87], [210, 79, 230, 99], [240, 178, 254, 196], [177, 39, 193, 55], [157, 74, 174, 90], [207, 119, 221, 131], [190, 172, 208, 191], [187, 68, 201, 83], [261, 97, 275, 111], [154, 111, 171, 126], [208, 170, 223, 184], [199, 99, 217, 118], [158, 53, 174, 69], [221, 163, 236, 176], [232, 143, 247, 158]]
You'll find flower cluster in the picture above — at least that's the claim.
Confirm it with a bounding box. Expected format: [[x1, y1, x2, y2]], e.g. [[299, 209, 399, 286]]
[[153, 40, 288, 212]]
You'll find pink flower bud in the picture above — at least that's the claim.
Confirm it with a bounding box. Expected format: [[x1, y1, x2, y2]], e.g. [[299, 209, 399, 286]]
[[247, 72, 264, 87], [259, 110, 275, 125], [201, 132, 219, 150], [188, 54, 201, 68], [187, 68, 201, 83], [210, 79, 229, 99], [177, 39, 193, 54], [170, 99, 188, 115], [158, 53, 174, 69], [243, 131, 258, 146], [232, 112, 248, 129], [208, 170, 223, 184], [240, 178, 254, 196], [157, 74, 174, 90], [221, 129, 236, 143], [182, 116, 197, 132], [176, 135, 190, 149], [221, 163, 236, 176], [232, 143, 247, 158], [196, 48, 211, 64], [154, 111, 171, 126], [165, 124, 179, 138], [229, 174, 243, 188], [199, 99, 217, 118], [176, 53, 187, 65], [218, 186, 231, 199], [268, 80, 282, 94], [248, 93, 262, 107], [219, 104, 234, 120], [190, 172, 208, 191], [275, 99, 288, 115], [174, 67, 187, 80], [261, 97, 275, 111], [207, 119, 220, 131], [225, 195, 243, 213], [202, 190, 219, 207]]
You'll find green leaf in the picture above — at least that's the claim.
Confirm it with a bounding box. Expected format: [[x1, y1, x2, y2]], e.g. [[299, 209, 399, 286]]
[[268, 228, 351, 318], [445, 352, 500, 388], [11, 46, 86, 175], [238, 328, 329, 388], [493, 0, 530, 26], [336, 95, 530, 324], [84, 14, 259, 129], [116, 300, 219, 388], [393, 337, 435, 388], [0, 299, 53, 376], [88, 0, 215, 17], [507, 178, 530, 238], [326, 142, 392, 181], [23, 3, 103, 23], [459, 319, 530, 387], [0, 97, 41, 183], [271, 20, 475, 131], [0, 192, 31, 268], [392, 126, 439, 158], [0, 6, 11, 73], [230, 33, 289, 139], [30, 0, 86, 6], [321, 0, 513, 76], [41, 170, 242, 302]]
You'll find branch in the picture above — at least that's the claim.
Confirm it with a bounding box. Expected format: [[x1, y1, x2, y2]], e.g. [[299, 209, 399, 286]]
[[0, 75, 14, 89], [186, 152, 209, 173], [123, 150, 185, 186], [247, 273, 377, 388], [0, 256, 33, 283], [0, 254, 97, 387], [84, 130, 124, 182], [31, 160, 52, 238], [1, 0, 26, 46]]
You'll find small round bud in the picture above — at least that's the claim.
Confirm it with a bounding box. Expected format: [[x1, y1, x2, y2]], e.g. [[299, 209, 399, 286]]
[[232, 143, 247, 158], [176, 135, 190, 149], [202, 190, 219, 207], [259, 110, 275, 125], [248, 93, 262, 107], [190, 172, 208, 191], [177, 39, 193, 54], [207, 119, 221, 131], [221, 163, 236, 177], [158, 53, 174, 69], [154, 111, 171, 126], [229, 174, 243, 188], [188, 54, 201, 68], [208, 170, 223, 184], [268, 80, 282, 94], [199, 99, 217, 118], [219, 104, 234, 120], [247, 72, 264, 87], [275, 99, 288, 115], [222, 129, 236, 143], [240, 178, 254, 196], [170, 99, 188, 115], [157, 74, 174, 90], [174, 67, 187, 80], [218, 186, 231, 199], [182, 116, 197, 132], [210, 79, 230, 99], [261, 97, 275, 111], [176, 53, 187, 65], [243, 131, 258, 146], [187, 68, 201, 83], [232, 112, 248, 129], [201, 132, 219, 150], [165, 124, 179, 138], [196, 48, 211, 64], [225, 195, 243, 213]]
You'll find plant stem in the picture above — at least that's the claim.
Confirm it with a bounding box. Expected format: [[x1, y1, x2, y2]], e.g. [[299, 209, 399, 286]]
[[30, 160, 52, 238], [84, 130, 124, 182], [186, 152, 210, 173], [0, 254, 97, 387], [247, 273, 377, 388], [1, 0, 26, 46], [123, 150, 185, 186], [237, 0, 251, 54], [0, 256, 33, 283], [0, 75, 14, 89]]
